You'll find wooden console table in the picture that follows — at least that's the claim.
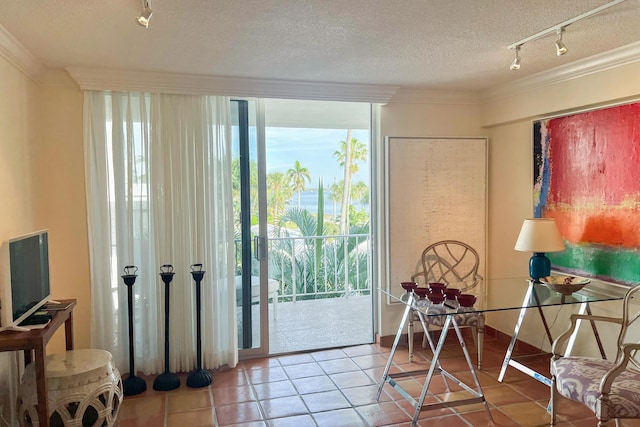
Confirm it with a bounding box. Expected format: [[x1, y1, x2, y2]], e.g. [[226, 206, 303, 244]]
[[0, 299, 76, 427]]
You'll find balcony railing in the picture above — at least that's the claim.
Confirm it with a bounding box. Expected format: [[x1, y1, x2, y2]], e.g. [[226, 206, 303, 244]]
[[237, 233, 371, 302]]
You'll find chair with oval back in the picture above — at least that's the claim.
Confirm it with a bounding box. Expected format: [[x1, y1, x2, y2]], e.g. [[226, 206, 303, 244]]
[[408, 240, 484, 367]]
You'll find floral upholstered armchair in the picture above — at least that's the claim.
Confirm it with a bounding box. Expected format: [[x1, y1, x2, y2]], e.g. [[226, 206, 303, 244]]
[[550, 283, 640, 426]]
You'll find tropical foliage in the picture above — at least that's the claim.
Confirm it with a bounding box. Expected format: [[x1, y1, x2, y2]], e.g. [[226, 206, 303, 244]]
[[266, 172, 293, 223], [270, 201, 370, 301], [233, 128, 370, 300], [334, 134, 368, 233], [286, 160, 311, 208]]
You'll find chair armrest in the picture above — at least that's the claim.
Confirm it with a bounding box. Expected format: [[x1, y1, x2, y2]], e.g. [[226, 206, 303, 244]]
[[599, 342, 640, 394], [621, 342, 640, 356], [551, 314, 623, 358]]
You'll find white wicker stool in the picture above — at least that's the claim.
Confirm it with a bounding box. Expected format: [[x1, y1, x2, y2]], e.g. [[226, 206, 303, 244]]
[[17, 349, 123, 427]]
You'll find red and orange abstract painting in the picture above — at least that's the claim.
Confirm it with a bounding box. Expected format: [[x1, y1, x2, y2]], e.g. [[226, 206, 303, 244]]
[[534, 102, 640, 285]]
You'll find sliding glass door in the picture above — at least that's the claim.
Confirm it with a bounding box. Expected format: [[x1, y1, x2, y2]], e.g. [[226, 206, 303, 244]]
[[233, 98, 375, 358]]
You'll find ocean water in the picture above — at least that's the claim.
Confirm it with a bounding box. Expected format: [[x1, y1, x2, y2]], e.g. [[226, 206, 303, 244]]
[[285, 190, 366, 217]]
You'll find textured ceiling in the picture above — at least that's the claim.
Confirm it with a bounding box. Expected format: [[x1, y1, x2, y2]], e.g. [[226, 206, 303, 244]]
[[0, 0, 639, 92]]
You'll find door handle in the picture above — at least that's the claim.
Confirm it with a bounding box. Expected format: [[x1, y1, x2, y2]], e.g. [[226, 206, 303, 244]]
[[254, 235, 267, 261]]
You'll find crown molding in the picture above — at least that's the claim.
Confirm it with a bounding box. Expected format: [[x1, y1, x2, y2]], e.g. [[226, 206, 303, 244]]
[[38, 69, 79, 88], [482, 40, 640, 102], [65, 67, 400, 103], [390, 87, 483, 104], [0, 24, 46, 80]]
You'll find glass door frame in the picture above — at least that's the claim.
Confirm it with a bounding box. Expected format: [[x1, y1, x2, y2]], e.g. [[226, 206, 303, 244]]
[[235, 98, 271, 359]]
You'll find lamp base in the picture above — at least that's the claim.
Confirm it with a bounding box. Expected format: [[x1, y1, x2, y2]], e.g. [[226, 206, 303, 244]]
[[529, 252, 551, 281]]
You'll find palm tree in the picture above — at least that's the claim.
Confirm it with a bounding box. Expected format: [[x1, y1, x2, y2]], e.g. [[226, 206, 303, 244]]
[[336, 129, 352, 234], [334, 132, 368, 233], [328, 179, 343, 219], [267, 172, 293, 223], [351, 181, 369, 208], [286, 160, 311, 208]]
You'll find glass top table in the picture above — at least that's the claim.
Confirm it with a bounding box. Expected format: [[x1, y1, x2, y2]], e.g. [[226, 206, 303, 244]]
[[377, 280, 629, 425], [382, 279, 626, 317]]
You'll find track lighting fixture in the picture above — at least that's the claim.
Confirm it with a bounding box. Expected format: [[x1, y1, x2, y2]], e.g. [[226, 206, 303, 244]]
[[137, 0, 153, 28], [510, 46, 521, 71], [555, 28, 567, 56], [506, 0, 627, 70]]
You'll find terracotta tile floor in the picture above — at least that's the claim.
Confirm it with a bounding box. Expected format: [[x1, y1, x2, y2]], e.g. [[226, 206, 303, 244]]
[[117, 334, 640, 426]]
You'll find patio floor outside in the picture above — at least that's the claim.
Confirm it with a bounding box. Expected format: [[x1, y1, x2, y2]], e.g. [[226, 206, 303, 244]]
[[241, 295, 375, 355]]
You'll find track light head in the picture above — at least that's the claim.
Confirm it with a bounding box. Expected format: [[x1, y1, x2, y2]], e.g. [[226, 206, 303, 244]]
[[510, 46, 521, 71], [137, 0, 153, 28], [555, 28, 567, 56]]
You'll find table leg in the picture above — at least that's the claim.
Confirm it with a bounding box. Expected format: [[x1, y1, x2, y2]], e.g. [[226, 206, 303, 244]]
[[417, 314, 451, 392], [563, 302, 606, 358], [532, 286, 554, 347], [377, 294, 491, 426], [65, 309, 74, 350], [408, 310, 414, 362], [377, 296, 414, 400], [498, 282, 534, 382], [34, 344, 49, 427], [411, 314, 493, 424], [477, 313, 485, 370], [413, 315, 453, 425], [564, 302, 587, 356], [451, 317, 493, 422], [586, 304, 607, 359], [499, 283, 596, 387]]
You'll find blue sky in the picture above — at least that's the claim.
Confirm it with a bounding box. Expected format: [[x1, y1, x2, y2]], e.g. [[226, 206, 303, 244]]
[[265, 127, 370, 187], [232, 127, 370, 188]]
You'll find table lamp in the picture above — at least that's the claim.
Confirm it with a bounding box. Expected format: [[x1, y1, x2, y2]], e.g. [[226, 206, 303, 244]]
[[514, 218, 565, 281]]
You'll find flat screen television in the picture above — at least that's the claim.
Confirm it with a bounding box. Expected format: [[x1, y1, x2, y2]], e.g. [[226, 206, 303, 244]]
[[0, 230, 51, 332]]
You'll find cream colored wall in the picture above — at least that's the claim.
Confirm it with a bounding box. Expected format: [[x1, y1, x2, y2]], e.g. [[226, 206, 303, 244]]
[[0, 60, 86, 420], [377, 102, 485, 337], [34, 83, 89, 353], [0, 55, 41, 422]]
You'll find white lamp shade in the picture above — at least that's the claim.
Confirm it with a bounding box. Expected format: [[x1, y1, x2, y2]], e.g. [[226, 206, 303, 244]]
[[514, 218, 565, 253]]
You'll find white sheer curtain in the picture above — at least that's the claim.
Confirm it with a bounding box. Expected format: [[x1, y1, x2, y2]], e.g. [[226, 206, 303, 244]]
[[84, 91, 237, 375]]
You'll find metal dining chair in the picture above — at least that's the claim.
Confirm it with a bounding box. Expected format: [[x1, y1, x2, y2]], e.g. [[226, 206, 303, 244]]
[[408, 240, 484, 367]]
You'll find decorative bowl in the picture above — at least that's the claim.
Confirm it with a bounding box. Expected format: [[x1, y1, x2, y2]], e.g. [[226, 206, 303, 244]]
[[401, 281, 418, 292], [413, 287, 429, 299], [540, 275, 590, 295], [456, 294, 477, 307], [427, 292, 446, 304], [428, 282, 447, 293], [443, 288, 461, 300]]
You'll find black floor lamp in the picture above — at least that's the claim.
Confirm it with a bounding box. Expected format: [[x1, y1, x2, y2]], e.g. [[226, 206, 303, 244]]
[[187, 263, 213, 388], [121, 265, 147, 396], [153, 264, 180, 391]]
